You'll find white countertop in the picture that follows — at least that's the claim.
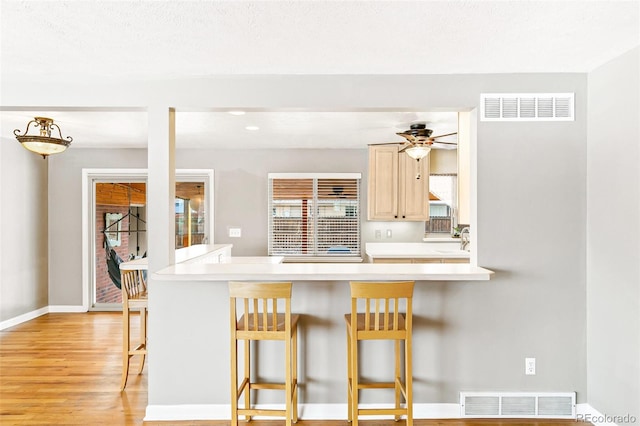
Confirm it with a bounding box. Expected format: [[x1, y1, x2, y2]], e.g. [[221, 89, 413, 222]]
[[132, 243, 491, 281], [176, 244, 233, 263], [120, 244, 234, 271], [154, 262, 492, 281], [366, 242, 470, 259], [421, 237, 461, 242]]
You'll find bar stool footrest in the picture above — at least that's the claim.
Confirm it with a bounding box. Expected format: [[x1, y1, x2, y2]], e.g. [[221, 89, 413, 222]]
[[238, 408, 288, 416], [358, 408, 408, 416]]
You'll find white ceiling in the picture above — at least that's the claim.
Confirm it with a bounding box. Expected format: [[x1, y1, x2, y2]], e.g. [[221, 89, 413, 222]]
[[1, 0, 638, 150]]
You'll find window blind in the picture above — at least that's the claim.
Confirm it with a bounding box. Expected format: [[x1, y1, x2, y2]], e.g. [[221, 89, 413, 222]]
[[268, 173, 361, 260]]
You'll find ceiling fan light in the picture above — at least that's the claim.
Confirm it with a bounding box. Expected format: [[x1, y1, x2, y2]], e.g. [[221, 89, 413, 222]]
[[405, 145, 431, 160]]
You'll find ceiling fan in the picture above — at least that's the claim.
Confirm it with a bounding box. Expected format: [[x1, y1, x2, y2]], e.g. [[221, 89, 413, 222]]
[[370, 123, 458, 161]]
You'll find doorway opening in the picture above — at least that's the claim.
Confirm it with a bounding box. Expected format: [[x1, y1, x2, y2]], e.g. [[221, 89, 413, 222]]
[[83, 169, 214, 311]]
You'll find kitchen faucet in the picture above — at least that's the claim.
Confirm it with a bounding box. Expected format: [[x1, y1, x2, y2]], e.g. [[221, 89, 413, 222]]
[[460, 227, 470, 251]]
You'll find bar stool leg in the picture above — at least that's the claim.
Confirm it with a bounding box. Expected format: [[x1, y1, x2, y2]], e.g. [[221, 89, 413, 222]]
[[395, 339, 401, 421], [285, 327, 292, 426], [244, 339, 251, 421], [137, 307, 147, 374], [120, 303, 130, 391], [230, 335, 238, 426], [351, 333, 359, 426], [406, 336, 413, 425], [293, 321, 299, 423], [346, 327, 352, 423]]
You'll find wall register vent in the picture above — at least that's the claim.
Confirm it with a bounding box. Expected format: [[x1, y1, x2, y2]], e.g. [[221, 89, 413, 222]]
[[481, 93, 574, 121], [460, 392, 576, 418]]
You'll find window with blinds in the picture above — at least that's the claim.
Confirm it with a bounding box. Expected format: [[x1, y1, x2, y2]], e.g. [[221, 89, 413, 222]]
[[268, 173, 361, 261]]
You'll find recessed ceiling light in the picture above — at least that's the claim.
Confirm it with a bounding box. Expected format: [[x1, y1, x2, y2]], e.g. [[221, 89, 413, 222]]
[[245, 125, 260, 131], [228, 110, 246, 116]]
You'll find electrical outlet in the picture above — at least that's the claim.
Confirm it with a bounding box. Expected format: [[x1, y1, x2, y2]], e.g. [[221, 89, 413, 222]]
[[386, 229, 392, 238], [375, 229, 381, 239], [228, 227, 242, 238], [525, 357, 536, 375]]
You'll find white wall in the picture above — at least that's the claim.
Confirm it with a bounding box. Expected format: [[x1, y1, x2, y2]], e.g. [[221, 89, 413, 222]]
[[587, 46, 640, 419], [0, 137, 48, 322]]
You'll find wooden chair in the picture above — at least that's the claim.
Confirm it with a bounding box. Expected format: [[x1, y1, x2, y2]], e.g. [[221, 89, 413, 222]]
[[345, 281, 415, 425], [120, 268, 148, 391], [229, 281, 299, 426]]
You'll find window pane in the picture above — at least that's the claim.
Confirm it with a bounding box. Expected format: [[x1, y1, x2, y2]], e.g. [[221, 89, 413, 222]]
[[271, 179, 314, 255], [176, 182, 206, 248], [317, 178, 359, 255]]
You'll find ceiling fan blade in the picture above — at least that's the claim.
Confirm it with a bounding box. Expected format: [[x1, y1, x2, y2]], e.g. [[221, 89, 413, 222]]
[[431, 132, 458, 139], [368, 142, 403, 146], [398, 145, 411, 153], [432, 141, 457, 145]]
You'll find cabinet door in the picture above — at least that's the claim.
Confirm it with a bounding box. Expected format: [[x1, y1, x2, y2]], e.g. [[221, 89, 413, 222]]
[[398, 152, 429, 220], [368, 146, 399, 220]]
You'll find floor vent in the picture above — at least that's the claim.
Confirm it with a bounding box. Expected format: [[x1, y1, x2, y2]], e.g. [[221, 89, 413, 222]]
[[480, 93, 574, 121], [460, 392, 576, 418]]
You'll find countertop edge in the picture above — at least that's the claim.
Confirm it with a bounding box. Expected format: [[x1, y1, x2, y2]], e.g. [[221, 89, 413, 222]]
[[153, 263, 494, 282]]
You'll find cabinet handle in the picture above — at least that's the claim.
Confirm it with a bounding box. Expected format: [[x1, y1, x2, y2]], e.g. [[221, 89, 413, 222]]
[[394, 215, 398, 218], [402, 215, 405, 218]]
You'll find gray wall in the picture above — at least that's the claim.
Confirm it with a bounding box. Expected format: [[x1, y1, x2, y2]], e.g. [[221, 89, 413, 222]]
[[47, 149, 148, 306], [0, 136, 48, 322], [177, 147, 425, 256], [10, 72, 589, 403], [587, 46, 640, 418]]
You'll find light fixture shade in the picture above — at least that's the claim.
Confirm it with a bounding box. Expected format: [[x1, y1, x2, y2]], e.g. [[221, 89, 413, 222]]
[[14, 117, 72, 159], [405, 145, 431, 160]]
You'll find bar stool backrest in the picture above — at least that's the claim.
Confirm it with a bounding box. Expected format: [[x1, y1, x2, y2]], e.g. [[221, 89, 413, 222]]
[[122, 270, 147, 301], [229, 281, 293, 339], [349, 281, 414, 338]]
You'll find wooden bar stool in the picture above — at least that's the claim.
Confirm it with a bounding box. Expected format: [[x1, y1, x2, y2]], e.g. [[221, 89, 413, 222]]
[[120, 268, 148, 391], [229, 281, 299, 426], [345, 281, 415, 425]]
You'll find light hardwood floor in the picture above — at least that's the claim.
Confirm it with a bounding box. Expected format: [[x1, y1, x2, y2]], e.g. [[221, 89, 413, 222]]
[[1, 312, 583, 425]]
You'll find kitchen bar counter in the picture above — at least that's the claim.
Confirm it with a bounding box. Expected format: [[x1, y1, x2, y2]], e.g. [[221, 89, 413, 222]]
[[146, 245, 493, 422]]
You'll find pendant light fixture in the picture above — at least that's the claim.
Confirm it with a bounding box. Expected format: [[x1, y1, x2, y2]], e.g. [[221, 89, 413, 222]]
[[14, 117, 73, 159]]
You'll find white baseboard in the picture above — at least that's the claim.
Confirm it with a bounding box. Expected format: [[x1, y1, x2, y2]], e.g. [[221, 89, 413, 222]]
[[48, 305, 87, 313], [145, 404, 230, 421], [1, 305, 87, 330], [0, 306, 48, 330], [145, 403, 460, 422]]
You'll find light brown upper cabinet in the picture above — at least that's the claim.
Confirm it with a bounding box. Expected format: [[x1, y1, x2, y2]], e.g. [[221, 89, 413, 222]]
[[368, 145, 429, 221]]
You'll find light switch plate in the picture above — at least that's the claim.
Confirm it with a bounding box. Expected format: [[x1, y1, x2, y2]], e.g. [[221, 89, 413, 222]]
[[228, 227, 242, 238]]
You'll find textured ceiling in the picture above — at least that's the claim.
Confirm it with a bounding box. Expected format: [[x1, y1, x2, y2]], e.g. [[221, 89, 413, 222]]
[[1, 0, 638, 79], [1, 1, 638, 149]]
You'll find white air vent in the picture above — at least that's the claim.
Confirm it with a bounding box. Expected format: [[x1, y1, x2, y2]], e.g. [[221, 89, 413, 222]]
[[460, 392, 576, 419], [481, 93, 574, 121]]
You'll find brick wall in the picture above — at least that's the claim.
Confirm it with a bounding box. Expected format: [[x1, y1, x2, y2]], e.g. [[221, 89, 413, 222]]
[[95, 205, 130, 304]]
